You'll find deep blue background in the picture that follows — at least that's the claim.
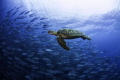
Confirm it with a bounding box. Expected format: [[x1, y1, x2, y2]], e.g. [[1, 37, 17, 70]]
[[0, 0, 120, 80]]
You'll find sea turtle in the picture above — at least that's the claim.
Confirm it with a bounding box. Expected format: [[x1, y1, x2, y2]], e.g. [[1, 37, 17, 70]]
[[48, 29, 91, 50]]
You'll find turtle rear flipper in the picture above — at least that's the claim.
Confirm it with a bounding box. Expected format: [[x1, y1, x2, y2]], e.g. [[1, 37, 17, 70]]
[[57, 37, 70, 50], [81, 35, 91, 41]]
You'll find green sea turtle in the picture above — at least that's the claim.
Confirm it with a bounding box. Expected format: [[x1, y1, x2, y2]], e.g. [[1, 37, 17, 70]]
[[48, 29, 91, 50]]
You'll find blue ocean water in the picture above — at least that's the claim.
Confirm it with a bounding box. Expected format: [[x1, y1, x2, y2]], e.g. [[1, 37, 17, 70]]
[[0, 0, 120, 80]]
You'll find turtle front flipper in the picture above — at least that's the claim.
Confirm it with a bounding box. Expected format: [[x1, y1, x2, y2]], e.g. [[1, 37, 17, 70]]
[[57, 37, 70, 50]]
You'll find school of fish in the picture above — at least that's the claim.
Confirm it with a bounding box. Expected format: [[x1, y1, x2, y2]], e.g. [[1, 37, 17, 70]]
[[0, 6, 120, 80]]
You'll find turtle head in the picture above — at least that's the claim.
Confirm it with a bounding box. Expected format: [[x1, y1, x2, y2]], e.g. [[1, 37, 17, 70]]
[[48, 30, 58, 36]]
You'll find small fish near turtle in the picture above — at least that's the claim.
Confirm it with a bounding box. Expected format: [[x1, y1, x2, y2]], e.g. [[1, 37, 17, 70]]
[[48, 29, 91, 50]]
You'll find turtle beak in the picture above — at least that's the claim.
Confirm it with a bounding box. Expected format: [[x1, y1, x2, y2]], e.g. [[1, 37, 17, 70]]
[[48, 30, 57, 36], [48, 30, 53, 34]]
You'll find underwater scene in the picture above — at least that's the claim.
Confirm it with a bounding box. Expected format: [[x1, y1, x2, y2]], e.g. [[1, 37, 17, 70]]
[[0, 0, 120, 80]]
